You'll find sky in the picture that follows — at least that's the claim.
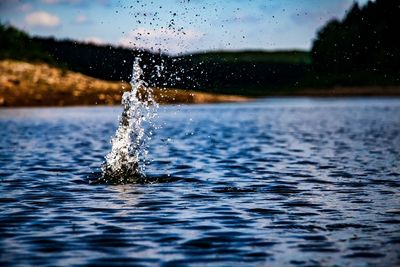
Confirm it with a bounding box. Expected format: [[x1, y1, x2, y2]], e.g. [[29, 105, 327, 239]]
[[0, 0, 370, 54]]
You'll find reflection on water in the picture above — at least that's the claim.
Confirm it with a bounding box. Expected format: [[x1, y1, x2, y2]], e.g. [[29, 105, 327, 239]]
[[0, 98, 399, 266]]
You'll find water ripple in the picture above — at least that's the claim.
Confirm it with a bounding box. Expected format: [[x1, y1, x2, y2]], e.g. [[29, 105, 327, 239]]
[[0, 98, 400, 266]]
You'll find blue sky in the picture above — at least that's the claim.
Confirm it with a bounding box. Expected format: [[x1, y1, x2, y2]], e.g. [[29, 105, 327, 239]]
[[1, 0, 370, 54]]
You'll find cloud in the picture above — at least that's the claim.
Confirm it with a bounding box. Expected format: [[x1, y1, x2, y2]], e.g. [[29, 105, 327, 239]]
[[83, 36, 106, 45], [25, 11, 60, 28], [74, 14, 91, 24], [118, 27, 203, 54]]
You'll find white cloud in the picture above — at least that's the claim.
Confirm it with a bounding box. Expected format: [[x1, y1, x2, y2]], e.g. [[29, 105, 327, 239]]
[[25, 11, 60, 28], [118, 27, 203, 54], [74, 14, 89, 24], [83, 36, 105, 45]]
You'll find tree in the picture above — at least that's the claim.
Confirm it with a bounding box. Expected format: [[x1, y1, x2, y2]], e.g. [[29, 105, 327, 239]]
[[0, 23, 53, 62], [311, 0, 400, 83]]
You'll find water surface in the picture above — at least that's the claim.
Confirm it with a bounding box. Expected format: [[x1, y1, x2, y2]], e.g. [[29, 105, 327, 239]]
[[1, 98, 399, 266]]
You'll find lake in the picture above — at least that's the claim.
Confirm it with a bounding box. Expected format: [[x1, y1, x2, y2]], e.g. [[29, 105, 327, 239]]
[[0, 98, 399, 266]]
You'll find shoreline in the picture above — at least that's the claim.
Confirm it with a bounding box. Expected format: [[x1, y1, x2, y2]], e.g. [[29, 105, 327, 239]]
[[0, 60, 249, 107], [1, 60, 399, 107], [276, 86, 400, 97]]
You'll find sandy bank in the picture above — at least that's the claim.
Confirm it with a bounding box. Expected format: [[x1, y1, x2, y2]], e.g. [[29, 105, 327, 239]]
[[0, 60, 249, 107], [1, 60, 399, 107]]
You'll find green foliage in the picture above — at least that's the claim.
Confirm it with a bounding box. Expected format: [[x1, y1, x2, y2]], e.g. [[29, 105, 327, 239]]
[[311, 0, 400, 85], [190, 50, 311, 64], [174, 51, 311, 95], [0, 23, 54, 63]]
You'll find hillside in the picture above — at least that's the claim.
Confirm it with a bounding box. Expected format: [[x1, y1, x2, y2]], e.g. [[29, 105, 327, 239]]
[[0, 23, 312, 96], [0, 60, 248, 107]]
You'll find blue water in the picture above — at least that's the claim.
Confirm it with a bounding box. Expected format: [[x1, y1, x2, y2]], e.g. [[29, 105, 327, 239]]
[[0, 98, 399, 266]]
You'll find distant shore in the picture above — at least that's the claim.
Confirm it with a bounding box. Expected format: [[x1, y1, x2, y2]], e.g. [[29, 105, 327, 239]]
[[1, 60, 399, 107], [278, 86, 400, 97], [0, 60, 249, 107]]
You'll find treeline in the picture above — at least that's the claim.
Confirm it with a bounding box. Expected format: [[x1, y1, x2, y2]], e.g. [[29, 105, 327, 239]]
[[0, 23, 311, 96], [32, 35, 311, 96], [0, 23, 54, 63], [186, 51, 310, 95], [312, 0, 400, 86], [1, 0, 399, 95]]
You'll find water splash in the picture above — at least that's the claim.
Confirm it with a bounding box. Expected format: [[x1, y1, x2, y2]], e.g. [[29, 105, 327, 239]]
[[101, 57, 158, 184]]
